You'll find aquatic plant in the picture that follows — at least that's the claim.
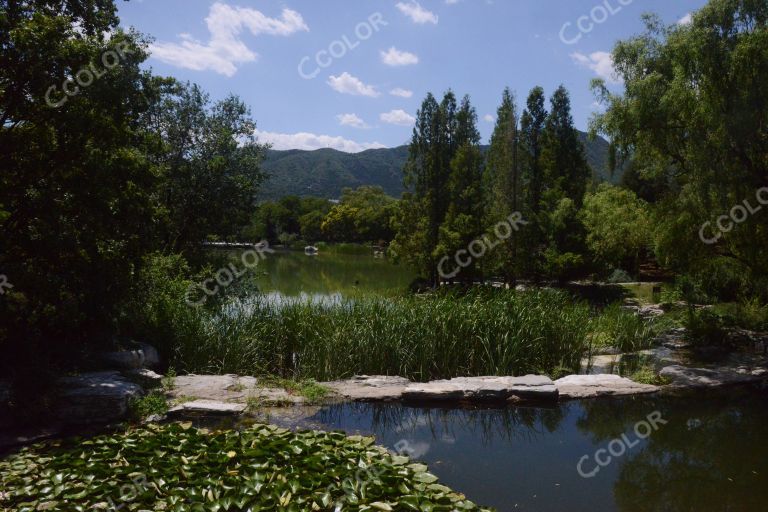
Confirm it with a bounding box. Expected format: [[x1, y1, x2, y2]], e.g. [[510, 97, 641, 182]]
[[136, 287, 652, 382], [0, 423, 491, 511]]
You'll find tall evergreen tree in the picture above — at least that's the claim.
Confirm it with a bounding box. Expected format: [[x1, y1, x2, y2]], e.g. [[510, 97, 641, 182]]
[[436, 96, 484, 282], [485, 88, 522, 283], [519, 87, 548, 277], [392, 91, 460, 285], [539, 85, 591, 280]]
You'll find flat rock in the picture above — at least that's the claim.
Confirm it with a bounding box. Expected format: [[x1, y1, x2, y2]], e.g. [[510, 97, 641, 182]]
[[170, 374, 304, 405], [660, 364, 768, 389], [555, 374, 659, 399], [55, 371, 142, 424], [168, 399, 246, 416], [402, 376, 558, 403], [324, 375, 411, 401]]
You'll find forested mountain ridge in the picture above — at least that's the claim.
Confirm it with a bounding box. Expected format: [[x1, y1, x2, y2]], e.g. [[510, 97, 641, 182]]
[[259, 131, 616, 200]]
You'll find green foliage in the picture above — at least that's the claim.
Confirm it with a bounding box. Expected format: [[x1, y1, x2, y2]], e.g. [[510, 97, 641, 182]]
[[581, 184, 651, 273], [0, 423, 491, 511], [132, 284, 653, 381], [588, 303, 658, 353], [257, 377, 330, 404], [0, 5, 159, 376], [128, 390, 169, 421], [629, 366, 671, 386], [607, 269, 634, 284], [591, 0, 768, 300], [684, 308, 729, 347]]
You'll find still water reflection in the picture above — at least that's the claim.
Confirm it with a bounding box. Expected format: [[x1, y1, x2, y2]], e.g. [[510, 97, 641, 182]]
[[290, 392, 768, 512]]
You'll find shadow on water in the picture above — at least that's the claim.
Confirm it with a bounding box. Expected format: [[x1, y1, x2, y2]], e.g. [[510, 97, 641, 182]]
[[293, 392, 768, 512]]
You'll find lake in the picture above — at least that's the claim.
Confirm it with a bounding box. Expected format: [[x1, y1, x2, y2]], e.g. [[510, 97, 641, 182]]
[[272, 391, 768, 512], [245, 249, 416, 302]]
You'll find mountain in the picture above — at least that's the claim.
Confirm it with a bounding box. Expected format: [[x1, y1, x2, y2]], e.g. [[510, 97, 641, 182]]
[[259, 130, 618, 200]]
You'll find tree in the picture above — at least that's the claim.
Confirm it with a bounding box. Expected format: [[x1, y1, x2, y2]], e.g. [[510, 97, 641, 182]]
[[539, 86, 591, 280], [518, 87, 549, 278], [392, 91, 459, 285], [0, 2, 159, 375], [146, 82, 268, 252], [581, 184, 651, 274], [591, 1, 768, 297], [436, 96, 485, 282], [485, 88, 522, 283]]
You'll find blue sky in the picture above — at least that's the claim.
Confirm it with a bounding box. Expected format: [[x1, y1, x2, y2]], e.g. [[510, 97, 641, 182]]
[[118, 0, 707, 151]]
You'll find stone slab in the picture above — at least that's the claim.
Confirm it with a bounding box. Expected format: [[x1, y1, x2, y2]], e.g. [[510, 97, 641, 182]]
[[660, 364, 768, 389], [168, 399, 246, 416], [323, 375, 411, 401], [555, 374, 659, 399], [402, 375, 558, 403]]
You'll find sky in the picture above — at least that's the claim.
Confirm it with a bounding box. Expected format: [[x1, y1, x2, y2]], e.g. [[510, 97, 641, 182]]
[[118, 0, 708, 152]]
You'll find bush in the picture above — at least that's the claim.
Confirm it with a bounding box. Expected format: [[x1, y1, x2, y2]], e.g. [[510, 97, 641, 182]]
[[607, 268, 634, 284]]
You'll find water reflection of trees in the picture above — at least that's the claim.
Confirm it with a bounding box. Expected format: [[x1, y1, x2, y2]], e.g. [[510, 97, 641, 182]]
[[574, 393, 768, 512], [313, 403, 568, 446]]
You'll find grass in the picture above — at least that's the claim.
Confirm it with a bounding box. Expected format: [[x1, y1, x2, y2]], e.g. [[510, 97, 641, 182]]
[[0, 423, 492, 511], [629, 365, 672, 386], [136, 287, 656, 382], [258, 376, 330, 403], [162, 367, 176, 391], [128, 390, 169, 420]]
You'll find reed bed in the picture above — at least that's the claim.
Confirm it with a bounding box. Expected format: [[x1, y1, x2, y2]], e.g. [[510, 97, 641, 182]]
[[145, 289, 656, 382]]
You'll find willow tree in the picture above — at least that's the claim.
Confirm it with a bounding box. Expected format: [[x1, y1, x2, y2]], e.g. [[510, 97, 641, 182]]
[[591, 0, 768, 298]]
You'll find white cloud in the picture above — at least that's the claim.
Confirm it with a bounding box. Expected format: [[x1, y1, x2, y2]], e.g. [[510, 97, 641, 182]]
[[336, 113, 370, 129], [483, 114, 495, 123], [254, 129, 386, 153], [445, 0, 460, 4], [327, 72, 380, 97], [381, 47, 419, 66], [380, 109, 416, 126], [150, 2, 308, 76], [390, 87, 414, 98], [570, 51, 622, 85], [678, 13, 692, 25], [396, 1, 438, 24]]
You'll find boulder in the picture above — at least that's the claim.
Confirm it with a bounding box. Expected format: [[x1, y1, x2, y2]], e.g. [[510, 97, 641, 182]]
[[324, 375, 411, 401], [55, 371, 142, 424], [660, 364, 768, 389], [124, 368, 163, 388], [101, 342, 160, 370], [555, 374, 659, 399], [401, 376, 558, 403]]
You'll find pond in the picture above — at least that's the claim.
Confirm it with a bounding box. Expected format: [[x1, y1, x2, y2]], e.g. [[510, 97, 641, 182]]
[[268, 391, 768, 512], [241, 249, 415, 302]]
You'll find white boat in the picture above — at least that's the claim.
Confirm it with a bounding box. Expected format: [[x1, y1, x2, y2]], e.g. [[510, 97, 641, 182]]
[[304, 245, 319, 255]]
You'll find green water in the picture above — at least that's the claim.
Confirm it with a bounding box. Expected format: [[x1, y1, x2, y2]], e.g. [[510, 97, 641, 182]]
[[246, 249, 416, 300]]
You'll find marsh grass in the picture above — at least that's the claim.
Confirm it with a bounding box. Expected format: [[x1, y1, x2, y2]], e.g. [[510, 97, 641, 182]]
[[141, 288, 653, 382]]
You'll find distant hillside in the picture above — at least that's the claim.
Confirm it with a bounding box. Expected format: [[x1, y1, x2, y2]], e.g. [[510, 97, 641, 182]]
[[259, 131, 618, 200]]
